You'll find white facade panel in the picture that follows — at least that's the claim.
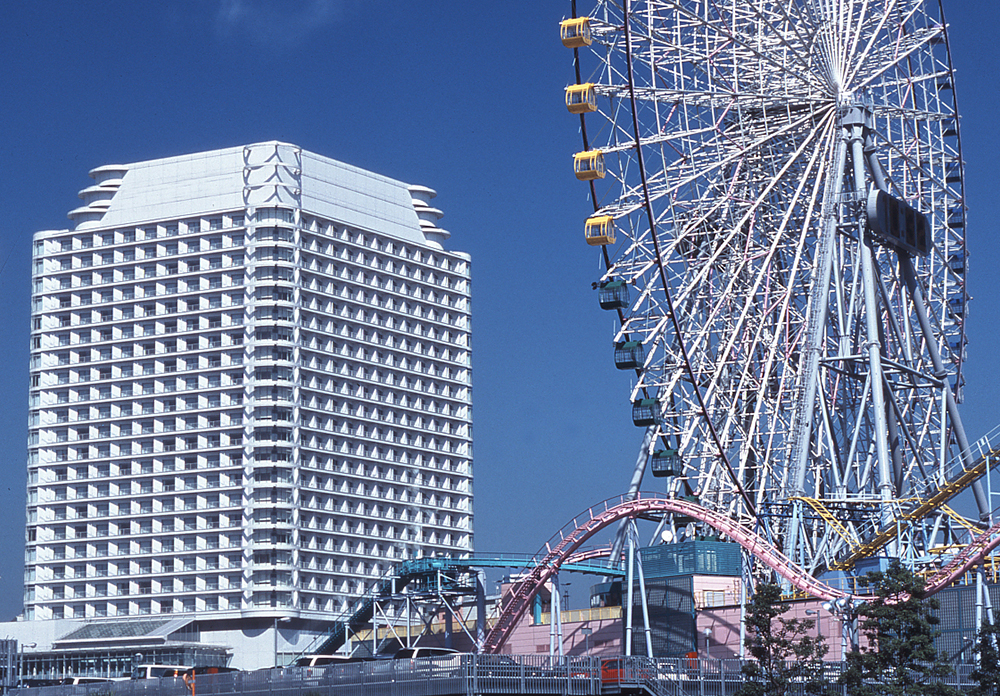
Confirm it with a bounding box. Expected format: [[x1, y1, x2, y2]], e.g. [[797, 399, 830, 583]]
[[299, 152, 427, 244]]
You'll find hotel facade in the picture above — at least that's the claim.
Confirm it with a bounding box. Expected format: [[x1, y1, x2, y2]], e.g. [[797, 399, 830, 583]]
[[21, 142, 472, 668]]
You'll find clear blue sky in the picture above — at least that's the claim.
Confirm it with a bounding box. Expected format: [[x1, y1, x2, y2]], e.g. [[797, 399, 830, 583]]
[[0, 2, 998, 621]]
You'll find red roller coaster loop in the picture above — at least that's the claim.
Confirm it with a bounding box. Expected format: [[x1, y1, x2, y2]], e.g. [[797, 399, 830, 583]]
[[483, 492, 1000, 654]]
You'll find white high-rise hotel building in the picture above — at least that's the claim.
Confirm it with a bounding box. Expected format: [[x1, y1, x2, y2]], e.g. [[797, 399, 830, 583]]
[[25, 142, 473, 627]]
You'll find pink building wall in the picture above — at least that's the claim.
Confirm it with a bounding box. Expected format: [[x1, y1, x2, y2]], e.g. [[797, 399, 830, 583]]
[[699, 600, 848, 661], [502, 608, 624, 656]]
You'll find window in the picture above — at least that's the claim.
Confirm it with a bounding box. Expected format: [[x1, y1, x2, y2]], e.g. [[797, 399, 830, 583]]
[[703, 590, 727, 608]]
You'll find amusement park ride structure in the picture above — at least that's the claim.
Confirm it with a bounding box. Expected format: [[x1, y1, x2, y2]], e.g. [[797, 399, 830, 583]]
[[497, 0, 1000, 657], [303, 0, 1000, 661]]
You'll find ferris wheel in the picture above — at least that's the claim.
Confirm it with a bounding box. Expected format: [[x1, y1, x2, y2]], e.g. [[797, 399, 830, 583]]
[[563, 0, 981, 575]]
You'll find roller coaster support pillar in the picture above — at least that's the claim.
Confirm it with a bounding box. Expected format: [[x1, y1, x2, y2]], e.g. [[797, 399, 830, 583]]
[[625, 535, 635, 655], [739, 551, 754, 659], [976, 567, 985, 665], [849, 111, 896, 533], [549, 573, 564, 656], [475, 571, 486, 653], [629, 522, 654, 658], [405, 597, 412, 649]]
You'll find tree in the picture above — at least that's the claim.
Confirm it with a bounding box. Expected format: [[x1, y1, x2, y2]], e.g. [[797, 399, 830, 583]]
[[737, 580, 831, 696], [840, 560, 959, 696], [970, 616, 1000, 696]]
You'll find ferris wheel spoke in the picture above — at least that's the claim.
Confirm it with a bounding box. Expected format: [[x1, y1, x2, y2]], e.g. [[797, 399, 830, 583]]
[[596, 104, 835, 244], [850, 25, 943, 93], [840, 0, 872, 75], [657, 1, 822, 92], [694, 140, 832, 457], [836, 0, 898, 86], [658, 112, 835, 316]]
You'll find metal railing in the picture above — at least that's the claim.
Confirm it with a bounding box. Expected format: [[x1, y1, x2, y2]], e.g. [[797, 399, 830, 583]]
[[10, 655, 983, 696], [11, 656, 597, 696]]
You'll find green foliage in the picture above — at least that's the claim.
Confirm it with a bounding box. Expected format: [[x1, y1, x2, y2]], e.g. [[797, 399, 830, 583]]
[[840, 560, 959, 696], [737, 581, 831, 696], [970, 616, 1000, 696]]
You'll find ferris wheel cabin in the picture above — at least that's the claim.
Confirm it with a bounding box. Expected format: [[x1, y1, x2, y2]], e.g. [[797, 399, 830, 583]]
[[650, 449, 681, 478], [559, 17, 592, 48], [632, 398, 660, 427], [574, 150, 605, 180], [614, 340, 645, 370], [585, 215, 615, 246], [597, 279, 629, 310], [565, 83, 598, 114]]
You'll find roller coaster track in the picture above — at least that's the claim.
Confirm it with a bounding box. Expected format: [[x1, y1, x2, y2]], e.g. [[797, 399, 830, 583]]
[[482, 492, 1000, 654], [835, 425, 1000, 569], [789, 497, 984, 565]]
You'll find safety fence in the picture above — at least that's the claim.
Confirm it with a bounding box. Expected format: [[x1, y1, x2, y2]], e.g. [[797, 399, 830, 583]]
[[9, 655, 982, 696], [597, 656, 980, 696]]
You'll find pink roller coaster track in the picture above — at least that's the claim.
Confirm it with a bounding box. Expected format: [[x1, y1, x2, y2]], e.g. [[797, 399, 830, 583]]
[[483, 492, 1000, 654]]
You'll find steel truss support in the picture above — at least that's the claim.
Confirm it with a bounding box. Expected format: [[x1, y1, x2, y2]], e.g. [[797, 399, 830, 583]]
[[549, 574, 564, 657], [624, 521, 653, 658]]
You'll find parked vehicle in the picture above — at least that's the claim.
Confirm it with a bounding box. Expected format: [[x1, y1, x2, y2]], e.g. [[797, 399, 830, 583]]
[[131, 664, 192, 679], [317, 658, 372, 686], [292, 655, 364, 668], [18, 678, 62, 687], [600, 656, 655, 686], [391, 648, 463, 680]]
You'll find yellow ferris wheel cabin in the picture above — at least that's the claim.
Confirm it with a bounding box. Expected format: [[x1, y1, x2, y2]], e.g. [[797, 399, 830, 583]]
[[573, 150, 605, 180], [565, 84, 597, 114], [585, 215, 616, 246], [560, 17, 592, 48]]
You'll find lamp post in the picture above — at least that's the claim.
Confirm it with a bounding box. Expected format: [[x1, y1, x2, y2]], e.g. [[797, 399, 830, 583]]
[[19, 642, 37, 686], [274, 617, 292, 666], [581, 627, 593, 655], [703, 628, 712, 661]]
